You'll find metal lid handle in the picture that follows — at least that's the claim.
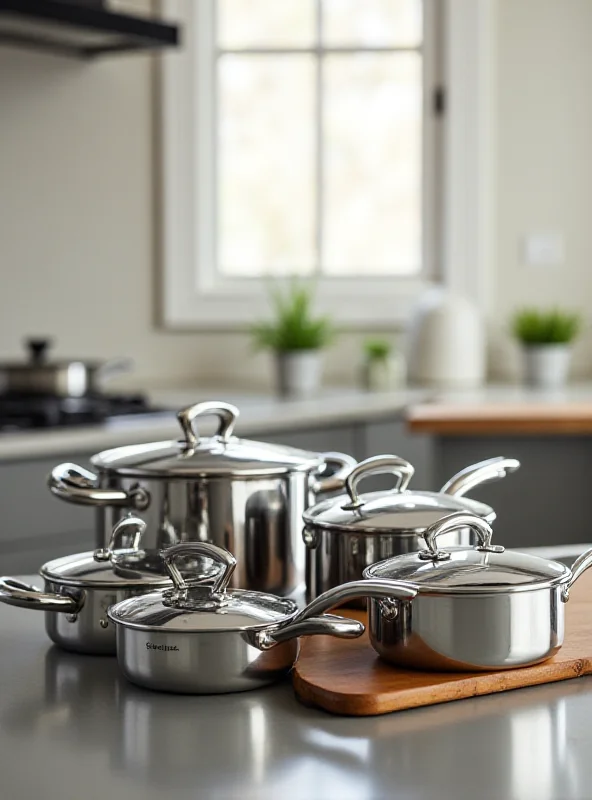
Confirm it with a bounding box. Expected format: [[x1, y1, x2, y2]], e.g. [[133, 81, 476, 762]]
[[342, 455, 415, 510], [162, 542, 236, 599], [420, 512, 504, 562], [441, 457, 521, 497], [177, 401, 239, 448], [94, 515, 146, 563]]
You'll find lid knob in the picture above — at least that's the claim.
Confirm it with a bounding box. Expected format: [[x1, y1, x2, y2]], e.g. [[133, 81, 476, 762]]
[[26, 337, 52, 364], [342, 455, 415, 510], [94, 514, 146, 562], [419, 512, 505, 561], [176, 401, 239, 449], [162, 541, 236, 607]]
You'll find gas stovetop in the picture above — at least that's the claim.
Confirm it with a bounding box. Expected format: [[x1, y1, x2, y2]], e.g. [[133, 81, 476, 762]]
[[0, 392, 169, 432]]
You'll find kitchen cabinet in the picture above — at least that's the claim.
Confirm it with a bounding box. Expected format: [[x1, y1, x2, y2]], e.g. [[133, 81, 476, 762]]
[[0, 454, 95, 573], [433, 436, 592, 548]]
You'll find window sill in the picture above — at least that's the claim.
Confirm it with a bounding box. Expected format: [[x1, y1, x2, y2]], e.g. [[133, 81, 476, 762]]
[[162, 275, 439, 330]]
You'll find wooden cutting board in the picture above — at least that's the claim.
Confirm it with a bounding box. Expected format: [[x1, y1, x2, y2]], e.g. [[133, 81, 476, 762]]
[[293, 571, 592, 716]]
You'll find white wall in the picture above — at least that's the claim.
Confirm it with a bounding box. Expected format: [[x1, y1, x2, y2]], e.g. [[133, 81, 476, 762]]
[[0, 0, 591, 390], [491, 0, 592, 379]]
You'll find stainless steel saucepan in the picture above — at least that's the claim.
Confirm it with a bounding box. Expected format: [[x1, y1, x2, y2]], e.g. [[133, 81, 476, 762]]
[[107, 541, 379, 694], [0, 338, 132, 397], [302, 454, 520, 601], [48, 400, 355, 597], [0, 516, 219, 655], [358, 512, 592, 671]]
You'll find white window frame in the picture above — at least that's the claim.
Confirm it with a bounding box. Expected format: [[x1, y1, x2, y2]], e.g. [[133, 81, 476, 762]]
[[159, 0, 494, 329]]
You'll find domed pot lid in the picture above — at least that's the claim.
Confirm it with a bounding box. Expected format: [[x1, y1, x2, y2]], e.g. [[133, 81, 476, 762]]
[[90, 401, 324, 478], [364, 512, 575, 595], [40, 516, 220, 589], [108, 541, 299, 633], [303, 455, 496, 535]]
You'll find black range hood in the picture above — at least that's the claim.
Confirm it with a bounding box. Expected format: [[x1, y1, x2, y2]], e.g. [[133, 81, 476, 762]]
[[0, 0, 179, 58]]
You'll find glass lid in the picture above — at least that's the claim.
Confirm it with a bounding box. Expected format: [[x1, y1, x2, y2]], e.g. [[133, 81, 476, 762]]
[[364, 512, 571, 594], [91, 401, 323, 478], [108, 542, 298, 632], [40, 516, 219, 589], [303, 456, 494, 534]]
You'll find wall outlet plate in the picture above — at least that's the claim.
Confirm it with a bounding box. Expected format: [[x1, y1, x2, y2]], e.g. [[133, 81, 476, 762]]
[[522, 232, 565, 267]]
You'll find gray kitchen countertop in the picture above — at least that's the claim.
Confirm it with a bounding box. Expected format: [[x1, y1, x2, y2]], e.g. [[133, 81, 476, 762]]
[[2, 577, 592, 800], [3, 381, 592, 462]]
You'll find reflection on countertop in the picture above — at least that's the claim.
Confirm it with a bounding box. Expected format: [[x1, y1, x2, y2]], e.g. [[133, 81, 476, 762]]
[[2, 596, 592, 800]]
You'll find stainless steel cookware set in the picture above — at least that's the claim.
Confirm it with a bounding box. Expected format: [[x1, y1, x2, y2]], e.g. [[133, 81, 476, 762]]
[[3, 397, 587, 696]]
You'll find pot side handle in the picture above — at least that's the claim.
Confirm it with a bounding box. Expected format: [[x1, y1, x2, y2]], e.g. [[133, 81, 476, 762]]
[[261, 614, 365, 647], [48, 463, 150, 510], [257, 578, 417, 649], [440, 457, 521, 498], [0, 578, 81, 614], [561, 547, 592, 602], [312, 452, 357, 494]]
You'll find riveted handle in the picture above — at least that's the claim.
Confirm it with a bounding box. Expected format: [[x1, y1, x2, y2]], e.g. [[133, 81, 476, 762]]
[[94, 515, 146, 562], [176, 401, 239, 448], [441, 457, 521, 497], [0, 578, 81, 614], [342, 455, 415, 510], [562, 547, 592, 602], [420, 512, 503, 562], [162, 542, 235, 598], [48, 463, 149, 510], [312, 452, 357, 494]]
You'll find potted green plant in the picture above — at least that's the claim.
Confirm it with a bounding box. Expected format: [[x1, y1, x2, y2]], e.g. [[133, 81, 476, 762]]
[[511, 307, 582, 389], [361, 338, 406, 391], [251, 281, 334, 398]]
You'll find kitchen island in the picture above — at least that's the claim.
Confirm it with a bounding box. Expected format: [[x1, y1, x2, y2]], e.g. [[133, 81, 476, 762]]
[[1, 576, 592, 800]]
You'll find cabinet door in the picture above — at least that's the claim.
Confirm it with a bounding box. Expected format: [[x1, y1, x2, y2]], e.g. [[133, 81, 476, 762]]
[[0, 455, 95, 572]]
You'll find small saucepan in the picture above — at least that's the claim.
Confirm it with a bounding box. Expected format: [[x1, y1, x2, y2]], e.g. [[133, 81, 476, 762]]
[[0, 516, 219, 655], [356, 512, 592, 671], [107, 541, 386, 694]]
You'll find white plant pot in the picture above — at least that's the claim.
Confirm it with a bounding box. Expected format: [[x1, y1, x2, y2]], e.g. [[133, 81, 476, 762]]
[[522, 345, 572, 389], [276, 351, 323, 399], [361, 354, 407, 392]]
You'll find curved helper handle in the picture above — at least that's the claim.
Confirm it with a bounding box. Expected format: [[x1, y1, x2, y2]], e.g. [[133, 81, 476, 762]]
[[419, 512, 503, 562], [177, 401, 239, 449], [312, 452, 357, 494], [162, 541, 236, 599], [561, 546, 592, 602], [0, 578, 81, 614], [441, 457, 521, 498], [257, 578, 416, 649], [94, 515, 146, 562], [342, 455, 415, 510], [48, 463, 149, 510]]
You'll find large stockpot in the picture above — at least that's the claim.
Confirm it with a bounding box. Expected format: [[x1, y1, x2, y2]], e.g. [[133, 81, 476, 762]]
[[108, 541, 370, 694], [302, 454, 520, 601], [48, 401, 354, 597], [360, 512, 592, 671], [0, 516, 218, 655]]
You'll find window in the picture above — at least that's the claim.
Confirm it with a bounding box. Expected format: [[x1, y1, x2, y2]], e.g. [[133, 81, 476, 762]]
[[161, 0, 493, 328], [216, 0, 424, 279]]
